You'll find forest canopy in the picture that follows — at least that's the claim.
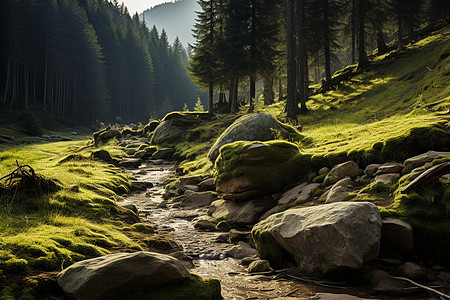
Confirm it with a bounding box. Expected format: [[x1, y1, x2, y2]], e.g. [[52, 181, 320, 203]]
[[0, 0, 205, 124]]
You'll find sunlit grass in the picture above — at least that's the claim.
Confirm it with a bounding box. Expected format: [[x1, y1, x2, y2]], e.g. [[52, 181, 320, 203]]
[[0, 139, 141, 278]]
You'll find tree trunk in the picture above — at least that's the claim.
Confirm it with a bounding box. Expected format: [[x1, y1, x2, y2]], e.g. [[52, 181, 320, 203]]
[[397, 10, 403, 49], [208, 82, 214, 115], [286, 0, 298, 120], [232, 78, 239, 113], [374, 21, 388, 54], [3, 52, 11, 104], [249, 76, 255, 113], [218, 84, 225, 106], [351, 0, 356, 64], [227, 80, 233, 113], [323, 0, 331, 82], [278, 77, 282, 101], [249, 0, 256, 113], [263, 75, 274, 105], [407, 21, 414, 43], [298, 0, 308, 112], [357, 0, 369, 70]]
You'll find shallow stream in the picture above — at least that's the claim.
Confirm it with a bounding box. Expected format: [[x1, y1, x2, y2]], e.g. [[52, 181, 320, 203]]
[[119, 161, 393, 300]]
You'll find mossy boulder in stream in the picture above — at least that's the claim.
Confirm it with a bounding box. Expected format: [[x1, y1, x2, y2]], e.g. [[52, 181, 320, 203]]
[[214, 141, 312, 201]]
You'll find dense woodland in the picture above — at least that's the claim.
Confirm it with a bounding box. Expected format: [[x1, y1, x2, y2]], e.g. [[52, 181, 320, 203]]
[[0, 0, 204, 124], [190, 0, 450, 117]]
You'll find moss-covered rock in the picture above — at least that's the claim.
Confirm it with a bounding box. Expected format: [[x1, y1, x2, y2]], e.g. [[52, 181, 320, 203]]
[[121, 274, 222, 300], [144, 121, 160, 135], [208, 113, 304, 163], [214, 141, 312, 200], [151, 112, 213, 145], [248, 260, 271, 273]]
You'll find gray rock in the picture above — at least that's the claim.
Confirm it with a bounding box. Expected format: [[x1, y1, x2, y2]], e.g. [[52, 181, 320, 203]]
[[374, 173, 400, 185], [152, 148, 175, 160], [319, 167, 330, 175], [178, 184, 199, 194], [399, 262, 426, 279], [121, 204, 139, 215], [381, 218, 414, 252], [208, 200, 241, 220], [215, 220, 232, 232], [179, 175, 205, 186], [98, 129, 121, 144], [364, 164, 381, 177], [326, 177, 351, 203], [278, 183, 307, 205], [215, 233, 229, 243], [130, 181, 148, 192], [126, 148, 137, 156], [230, 197, 275, 226], [248, 260, 271, 273], [119, 158, 141, 168], [194, 216, 217, 231], [151, 113, 210, 144], [225, 241, 258, 259], [57, 252, 191, 300], [369, 269, 408, 295], [240, 257, 258, 266], [252, 202, 381, 273], [375, 162, 404, 175], [180, 191, 218, 208], [404, 151, 450, 168], [208, 113, 301, 162], [199, 178, 216, 191], [229, 229, 251, 244], [324, 161, 361, 185], [133, 150, 147, 159]]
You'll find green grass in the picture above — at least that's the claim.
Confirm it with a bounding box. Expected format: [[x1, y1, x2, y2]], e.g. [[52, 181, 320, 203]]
[[257, 26, 450, 159], [0, 139, 147, 296]]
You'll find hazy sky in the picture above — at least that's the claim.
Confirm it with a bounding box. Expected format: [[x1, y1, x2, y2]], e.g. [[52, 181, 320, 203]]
[[121, 0, 172, 14]]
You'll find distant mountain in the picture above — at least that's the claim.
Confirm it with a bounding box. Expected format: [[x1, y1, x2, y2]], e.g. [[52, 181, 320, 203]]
[[141, 0, 200, 47]]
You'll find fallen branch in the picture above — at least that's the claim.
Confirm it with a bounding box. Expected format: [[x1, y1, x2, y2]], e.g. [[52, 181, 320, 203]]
[[389, 276, 450, 299], [283, 274, 346, 289], [282, 288, 300, 297]]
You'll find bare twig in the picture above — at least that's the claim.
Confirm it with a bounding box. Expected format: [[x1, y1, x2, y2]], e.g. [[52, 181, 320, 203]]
[[283, 274, 346, 289], [282, 288, 300, 297], [389, 276, 450, 299]]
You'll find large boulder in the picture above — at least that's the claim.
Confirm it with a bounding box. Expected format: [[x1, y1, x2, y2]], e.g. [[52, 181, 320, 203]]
[[252, 202, 381, 274], [208, 113, 303, 163], [57, 252, 193, 299], [215, 141, 311, 201], [151, 112, 212, 145]]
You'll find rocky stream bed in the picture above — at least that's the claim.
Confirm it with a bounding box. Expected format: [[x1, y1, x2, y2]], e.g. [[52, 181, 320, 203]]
[[115, 160, 439, 300]]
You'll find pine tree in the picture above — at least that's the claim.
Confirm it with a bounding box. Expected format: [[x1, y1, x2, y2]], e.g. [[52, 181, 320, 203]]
[[190, 0, 220, 115]]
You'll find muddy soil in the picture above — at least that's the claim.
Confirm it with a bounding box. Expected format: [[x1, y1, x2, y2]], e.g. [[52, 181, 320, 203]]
[[119, 161, 426, 300]]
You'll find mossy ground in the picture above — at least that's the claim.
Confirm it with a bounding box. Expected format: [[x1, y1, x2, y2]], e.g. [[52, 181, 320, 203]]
[[0, 139, 169, 298]]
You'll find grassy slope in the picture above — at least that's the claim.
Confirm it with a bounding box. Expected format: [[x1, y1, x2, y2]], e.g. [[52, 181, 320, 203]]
[[0, 140, 160, 299], [258, 26, 450, 157]]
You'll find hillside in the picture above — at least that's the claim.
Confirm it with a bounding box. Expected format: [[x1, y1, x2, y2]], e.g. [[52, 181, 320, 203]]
[[141, 0, 199, 46]]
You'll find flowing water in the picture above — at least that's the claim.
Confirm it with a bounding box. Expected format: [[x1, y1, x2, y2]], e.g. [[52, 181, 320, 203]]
[[119, 161, 382, 300]]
